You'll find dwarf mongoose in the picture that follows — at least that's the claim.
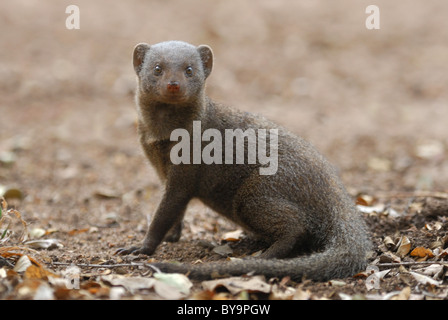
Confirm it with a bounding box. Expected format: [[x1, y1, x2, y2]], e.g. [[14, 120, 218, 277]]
[[116, 41, 371, 281]]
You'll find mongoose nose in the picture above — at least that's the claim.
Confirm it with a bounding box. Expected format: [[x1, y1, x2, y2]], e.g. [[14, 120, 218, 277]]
[[167, 81, 180, 93]]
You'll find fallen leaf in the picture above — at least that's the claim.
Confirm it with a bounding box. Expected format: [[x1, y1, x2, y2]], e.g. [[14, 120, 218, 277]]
[[0, 200, 28, 242], [378, 252, 401, 263], [356, 194, 375, 206], [212, 243, 233, 256], [414, 264, 444, 279], [222, 229, 244, 242], [357, 204, 385, 215], [329, 280, 346, 287], [102, 275, 155, 293], [396, 236, 411, 258], [269, 283, 296, 300], [383, 236, 395, 250], [425, 221, 442, 231], [15, 279, 54, 300], [24, 264, 60, 280], [392, 286, 411, 300], [28, 228, 46, 239], [292, 288, 312, 300], [415, 140, 444, 159], [0, 248, 42, 266], [338, 293, 351, 300], [101, 274, 188, 299], [0, 151, 16, 166], [409, 271, 443, 286], [201, 276, 271, 295], [429, 239, 444, 250], [25, 239, 63, 250], [368, 157, 391, 172], [12, 255, 59, 280], [153, 272, 193, 296], [68, 228, 90, 236], [437, 248, 448, 259], [365, 265, 390, 291], [0, 186, 23, 200], [93, 189, 121, 199], [410, 247, 434, 259], [13, 255, 32, 272]]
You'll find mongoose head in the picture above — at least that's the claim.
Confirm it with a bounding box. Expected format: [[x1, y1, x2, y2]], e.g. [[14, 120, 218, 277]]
[[133, 41, 213, 105]]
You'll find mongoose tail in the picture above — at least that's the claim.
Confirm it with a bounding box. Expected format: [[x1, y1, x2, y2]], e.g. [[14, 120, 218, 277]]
[[152, 215, 370, 281]]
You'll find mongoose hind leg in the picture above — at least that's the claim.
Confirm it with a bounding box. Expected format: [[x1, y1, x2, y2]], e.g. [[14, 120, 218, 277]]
[[163, 220, 183, 242], [235, 197, 309, 259]]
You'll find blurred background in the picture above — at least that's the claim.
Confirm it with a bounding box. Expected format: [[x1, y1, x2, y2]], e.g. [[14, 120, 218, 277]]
[[0, 0, 447, 224]]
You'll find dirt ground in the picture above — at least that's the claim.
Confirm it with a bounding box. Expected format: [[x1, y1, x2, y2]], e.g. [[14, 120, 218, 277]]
[[1, 1, 448, 300]]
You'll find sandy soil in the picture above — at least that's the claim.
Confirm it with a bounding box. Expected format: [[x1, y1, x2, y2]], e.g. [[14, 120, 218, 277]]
[[1, 0, 447, 300]]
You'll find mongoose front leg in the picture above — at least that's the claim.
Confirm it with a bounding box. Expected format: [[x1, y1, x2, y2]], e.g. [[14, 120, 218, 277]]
[[116, 190, 190, 256]]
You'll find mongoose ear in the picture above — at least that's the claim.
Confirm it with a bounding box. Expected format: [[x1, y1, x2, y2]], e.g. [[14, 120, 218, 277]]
[[133, 43, 151, 74], [197, 45, 213, 79]]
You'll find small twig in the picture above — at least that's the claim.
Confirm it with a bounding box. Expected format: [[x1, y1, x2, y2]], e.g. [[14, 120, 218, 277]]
[[50, 261, 147, 268], [376, 261, 448, 269], [50, 261, 164, 275], [375, 191, 448, 200]]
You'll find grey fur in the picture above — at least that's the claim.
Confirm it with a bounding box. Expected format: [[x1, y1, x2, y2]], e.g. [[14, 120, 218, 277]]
[[116, 41, 371, 281]]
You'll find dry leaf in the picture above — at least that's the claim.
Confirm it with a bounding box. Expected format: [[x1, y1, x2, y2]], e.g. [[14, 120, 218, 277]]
[[356, 194, 375, 206], [396, 236, 411, 258], [414, 264, 444, 279], [222, 229, 244, 242], [429, 239, 444, 250], [410, 247, 434, 259], [0, 152, 17, 166], [393, 286, 411, 300], [101, 274, 189, 299], [379, 252, 401, 263], [0, 186, 23, 200], [25, 239, 63, 250], [93, 189, 121, 199], [425, 221, 442, 231], [368, 157, 391, 172], [153, 272, 193, 296], [383, 236, 395, 250], [269, 283, 296, 300], [0, 198, 28, 242], [24, 264, 60, 280], [292, 288, 312, 300], [13, 255, 32, 272], [357, 204, 386, 215], [12, 254, 59, 280], [68, 228, 90, 236], [437, 248, 448, 259], [409, 271, 442, 286], [201, 276, 271, 295], [28, 228, 46, 239], [415, 140, 444, 159], [14, 279, 54, 300], [0, 249, 41, 266], [212, 243, 233, 256]]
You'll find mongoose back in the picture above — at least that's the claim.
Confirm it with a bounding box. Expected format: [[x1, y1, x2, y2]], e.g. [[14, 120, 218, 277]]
[[116, 40, 371, 281]]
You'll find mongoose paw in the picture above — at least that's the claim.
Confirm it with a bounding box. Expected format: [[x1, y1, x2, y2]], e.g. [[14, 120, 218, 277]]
[[114, 246, 153, 256]]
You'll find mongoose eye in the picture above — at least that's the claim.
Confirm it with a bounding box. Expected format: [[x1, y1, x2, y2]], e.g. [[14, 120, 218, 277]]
[[154, 65, 163, 76], [185, 66, 194, 77]]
